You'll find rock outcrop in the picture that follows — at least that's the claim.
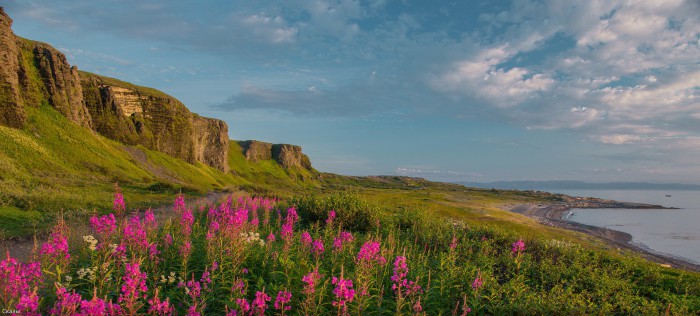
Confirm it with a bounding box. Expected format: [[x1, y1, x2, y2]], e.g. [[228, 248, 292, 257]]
[[0, 7, 25, 128], [239, 140, 313, 170], [0, 7, 92, 129], [80, 72, 229, 172], [192, 115, 229, 172]]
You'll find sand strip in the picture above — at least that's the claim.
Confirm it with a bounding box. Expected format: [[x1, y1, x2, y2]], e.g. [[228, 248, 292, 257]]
[[503, 203, 700, 273]]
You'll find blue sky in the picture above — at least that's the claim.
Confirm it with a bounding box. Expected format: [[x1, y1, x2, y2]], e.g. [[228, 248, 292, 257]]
[[5, 1, 700, 183]]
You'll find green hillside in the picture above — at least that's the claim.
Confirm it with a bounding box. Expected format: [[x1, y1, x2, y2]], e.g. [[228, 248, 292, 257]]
[[0, 102, 317, 237]]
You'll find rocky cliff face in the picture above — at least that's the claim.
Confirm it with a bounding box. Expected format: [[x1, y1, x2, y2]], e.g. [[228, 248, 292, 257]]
[[192, 115, 229, 172], [0, 7, 92, 129], [0, 7, 229, 172], [239, 140, 313, 170], [80, 72, 229, 172]]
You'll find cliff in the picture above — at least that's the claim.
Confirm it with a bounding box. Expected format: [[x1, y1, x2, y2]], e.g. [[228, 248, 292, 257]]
[[0, 7, 92, 129], [0, 7, 229, 173], [239, 140, 313, 170], [79, 72, 229, 172]]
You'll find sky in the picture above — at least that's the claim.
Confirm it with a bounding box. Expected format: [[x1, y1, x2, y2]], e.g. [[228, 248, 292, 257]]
[[4, 0, 700, 183]]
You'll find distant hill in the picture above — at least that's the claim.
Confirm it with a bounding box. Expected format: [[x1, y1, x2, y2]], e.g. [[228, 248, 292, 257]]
[[458, 180, 700, 191]]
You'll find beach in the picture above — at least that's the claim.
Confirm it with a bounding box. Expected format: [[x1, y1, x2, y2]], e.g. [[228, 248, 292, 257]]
[[502, 203, 700, 273]]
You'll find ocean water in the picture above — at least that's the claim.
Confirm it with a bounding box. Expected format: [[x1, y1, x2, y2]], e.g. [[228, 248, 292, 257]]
[[550, 189, 700, 264]]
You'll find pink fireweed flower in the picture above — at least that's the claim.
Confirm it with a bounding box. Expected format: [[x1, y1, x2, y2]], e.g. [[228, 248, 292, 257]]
[[174, 194, 186, 212], [186, 306, 200, 316], [267, 233, 276, 243], [118, 261, 148, 306], [207, 220, 220, 239], [281, 223, 293, 242], [123, 215, 148, 251], [311, 239, 325, 258], [331, 276, 355, 312], [16, 290, 40, 315], [163, 233, 173, 247], [449, 235, 458, 250], [89, 213, 117, 239], [144, 209, 157, 230], [147, 293, 175, 316], [232, 279, 245, 295], [180, 209, 195, 237], [472, 270, 483, 290], [302, 269, 323, 295], [252, 291, 271, 316], [148, 244, 160, 261], [236, 298, 250, 314], [180, 241, 192, 258], [79, 295, 110, 316], [274, 291, 292, 312], [512, 239, 525, 255], [0, 255, 41, 301], [391, 256, 422, 296], [113, 190, 125, 214], [326, 210, 336, 226], [50, 287, 82, 315], [413, 299, 423, 313], [40, 229, 70, 266], [285, 207, 299, 225], [333, 231, 354, 252], [300, 231, 312, 248], [356, 241, 386, 266]]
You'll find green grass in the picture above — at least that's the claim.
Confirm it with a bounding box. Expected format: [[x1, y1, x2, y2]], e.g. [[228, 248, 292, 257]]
[[14, 194, 699, 315]]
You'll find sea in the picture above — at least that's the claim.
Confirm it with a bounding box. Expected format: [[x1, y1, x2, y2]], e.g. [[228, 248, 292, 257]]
[[549, 189, 700, 265]]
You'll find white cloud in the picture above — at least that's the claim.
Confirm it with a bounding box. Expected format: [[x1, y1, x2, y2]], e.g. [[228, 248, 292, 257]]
[[599, 134, 645, 145], [240, 14, 297, 44], [432, 46, 554, 107]]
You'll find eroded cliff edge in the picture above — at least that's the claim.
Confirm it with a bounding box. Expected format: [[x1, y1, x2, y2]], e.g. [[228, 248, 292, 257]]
[[0, 7, 229, 172], [239, 140, 313, 170]]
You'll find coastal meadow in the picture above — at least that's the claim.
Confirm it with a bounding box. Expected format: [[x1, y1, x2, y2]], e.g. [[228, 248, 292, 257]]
[[1, 188, 699, 315]]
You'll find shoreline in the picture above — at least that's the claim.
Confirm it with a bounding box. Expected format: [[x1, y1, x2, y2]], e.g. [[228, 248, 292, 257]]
[[502, 203, 700, 273]]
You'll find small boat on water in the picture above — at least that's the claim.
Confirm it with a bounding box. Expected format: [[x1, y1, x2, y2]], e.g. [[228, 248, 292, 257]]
[[665, 194, 672, 197]]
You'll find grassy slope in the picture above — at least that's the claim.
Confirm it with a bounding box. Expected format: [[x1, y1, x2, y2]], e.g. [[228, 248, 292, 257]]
[[0, 102, 319, 237]]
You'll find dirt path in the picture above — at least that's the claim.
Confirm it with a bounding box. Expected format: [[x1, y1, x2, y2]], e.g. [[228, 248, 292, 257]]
[[1, 191, 234, 262], [503, 203, 700, 273]]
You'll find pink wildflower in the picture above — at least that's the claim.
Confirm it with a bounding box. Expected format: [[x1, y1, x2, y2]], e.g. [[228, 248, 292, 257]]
[[113, 188, 125, 214], [180, 209, 195, 237], [16, 290, 40, 315], [331, 276, 355, 313], [312, 239, 325, 258], [413, 299, 423, 313], [326, 210, 336, 225], [123, 215, 148, 251], [274, 291, 292, 312], [267, 233, 276, 243], [391, 256, 422, 296], [50, 287, 82, 315], [89, 213, 117, 239], [472, 270, 483, 290], [79, 295, 113, 316], [300, 231, 312, 247], [180, 241, 192, 258], [163, 233, 173, 247], [40, 229, 70, 266], [236, 298, 250, 314], [449, 235, 458, 250], [118, 261, 148, 313], [333, 231, 354, 252], [512, 239, 525, 255], [356, 241, 386, 266], [302, 269, 323, 295], [174, 194, 186, 212], [252, 291, 271, 316]]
